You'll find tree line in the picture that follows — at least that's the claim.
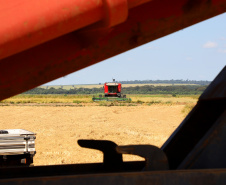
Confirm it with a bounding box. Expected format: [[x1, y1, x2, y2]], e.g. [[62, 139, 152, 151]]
[[117, 80, 211, 85], [24, 85, 207, 95]]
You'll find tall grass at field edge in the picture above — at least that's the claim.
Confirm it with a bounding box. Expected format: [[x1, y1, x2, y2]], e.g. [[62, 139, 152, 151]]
[[1, 94, 199, 106]]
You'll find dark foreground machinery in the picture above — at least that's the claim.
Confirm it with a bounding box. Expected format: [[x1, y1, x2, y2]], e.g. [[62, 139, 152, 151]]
[[0, 0, 226, 184]]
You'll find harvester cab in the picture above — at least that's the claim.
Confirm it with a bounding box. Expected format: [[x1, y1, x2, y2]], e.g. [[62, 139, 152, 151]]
[[104, 82, 122, 98]]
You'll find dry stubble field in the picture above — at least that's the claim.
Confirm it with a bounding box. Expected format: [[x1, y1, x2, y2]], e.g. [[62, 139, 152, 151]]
[[0, 95, 197, 166]]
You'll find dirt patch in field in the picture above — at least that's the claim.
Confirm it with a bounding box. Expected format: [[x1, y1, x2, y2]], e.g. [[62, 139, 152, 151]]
[[0, 105, 185, 165]]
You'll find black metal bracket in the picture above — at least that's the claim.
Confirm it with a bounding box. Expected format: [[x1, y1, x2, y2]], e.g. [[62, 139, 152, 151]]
[[78, 139, 168, 171], [117, 145, 169, 171], [77, 140, 123, 170]]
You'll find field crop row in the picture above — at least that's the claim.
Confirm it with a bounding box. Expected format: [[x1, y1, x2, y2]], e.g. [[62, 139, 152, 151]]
[[1, 94, 198, 107]]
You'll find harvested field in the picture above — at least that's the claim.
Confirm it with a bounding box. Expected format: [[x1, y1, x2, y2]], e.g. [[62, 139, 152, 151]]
[[0, 104, 188, 166], [1, 94, 198, 105]]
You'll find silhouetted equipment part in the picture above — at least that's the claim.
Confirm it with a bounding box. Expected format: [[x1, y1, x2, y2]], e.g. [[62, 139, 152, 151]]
[[162, 66, 226, 170], [117, 145, 169, 171], [78, 140, 168, 171], [78, 140, 123, 171]]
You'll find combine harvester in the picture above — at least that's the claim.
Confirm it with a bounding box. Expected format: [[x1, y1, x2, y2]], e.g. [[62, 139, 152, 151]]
[[93, 80, 131, 101]]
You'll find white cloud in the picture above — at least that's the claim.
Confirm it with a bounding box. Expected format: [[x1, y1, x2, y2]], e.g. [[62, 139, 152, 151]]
[[220, 37, 226, 41], [203, 41, 218, 48], [186, 57, 192, 61], [218, 49, 226, 53]]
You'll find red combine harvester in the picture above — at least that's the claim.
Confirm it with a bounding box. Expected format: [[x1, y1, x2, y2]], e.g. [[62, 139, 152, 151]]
[[93, 80, 131, 101]]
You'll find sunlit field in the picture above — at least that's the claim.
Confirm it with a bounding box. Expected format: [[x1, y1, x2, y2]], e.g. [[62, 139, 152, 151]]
[[1, 94, 198, 106], [0, 94, 198, 165]]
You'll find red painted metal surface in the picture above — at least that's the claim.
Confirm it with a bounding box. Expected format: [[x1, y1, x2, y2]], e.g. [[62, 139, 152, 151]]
[[0, 0, 226, 100], [0, 0, 151, 61], [118, 83, 121, 93], [104, 83, 122, 95], [0, 0, 102, 60], [104, 83, 108, 94]]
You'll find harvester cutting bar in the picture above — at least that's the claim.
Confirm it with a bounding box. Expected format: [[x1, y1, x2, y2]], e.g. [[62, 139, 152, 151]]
[[92, 97, 131, 102]]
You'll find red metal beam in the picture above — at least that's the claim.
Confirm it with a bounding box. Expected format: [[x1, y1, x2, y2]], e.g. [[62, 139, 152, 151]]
[[0, 0, 226, 100], [0, 0, 151, 60]]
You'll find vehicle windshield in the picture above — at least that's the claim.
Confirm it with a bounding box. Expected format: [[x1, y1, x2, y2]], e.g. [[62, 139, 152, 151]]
[[108, 86, 118, 93]]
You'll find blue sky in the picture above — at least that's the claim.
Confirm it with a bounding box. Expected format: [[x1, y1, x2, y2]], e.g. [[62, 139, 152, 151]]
[[46, 13, 226, 85]]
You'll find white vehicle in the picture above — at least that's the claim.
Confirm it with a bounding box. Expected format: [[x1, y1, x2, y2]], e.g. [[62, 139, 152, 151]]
[[0, 129, 36, 167]]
